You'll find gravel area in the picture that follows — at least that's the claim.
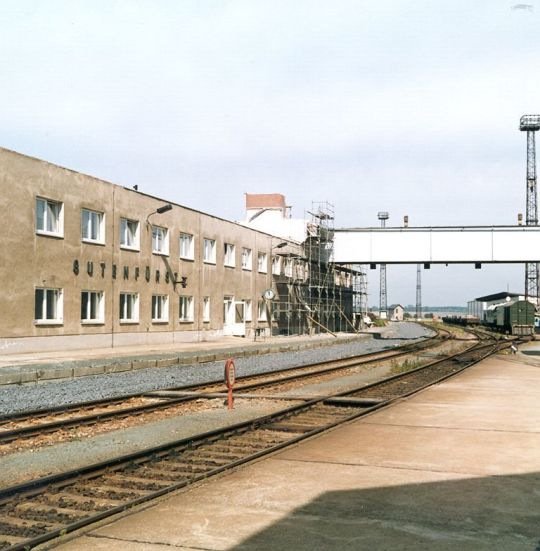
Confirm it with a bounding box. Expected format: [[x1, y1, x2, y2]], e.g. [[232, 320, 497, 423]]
[[0, 399, 294, 487], [0, 322, 433, 415]]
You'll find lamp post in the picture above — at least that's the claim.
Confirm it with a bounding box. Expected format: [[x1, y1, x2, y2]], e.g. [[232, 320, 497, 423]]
[[146, 203, 173, 227]]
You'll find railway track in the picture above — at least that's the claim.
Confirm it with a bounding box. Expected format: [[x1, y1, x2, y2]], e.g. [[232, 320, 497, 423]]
[[0, 329, 452, 446], [0, 334, 507, 550]]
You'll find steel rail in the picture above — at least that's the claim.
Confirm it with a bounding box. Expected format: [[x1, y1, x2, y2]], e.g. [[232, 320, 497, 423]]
[[0, 330, 450, 444], [0, 335, 501, 551]]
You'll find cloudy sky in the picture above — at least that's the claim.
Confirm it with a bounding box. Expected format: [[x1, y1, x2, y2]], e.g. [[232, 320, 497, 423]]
[[1, 1, 539, 306]]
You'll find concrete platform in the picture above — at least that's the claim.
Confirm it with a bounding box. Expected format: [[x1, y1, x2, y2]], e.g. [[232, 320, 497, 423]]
[[0, 333, 365, 386], [52, 353, 540, 550]]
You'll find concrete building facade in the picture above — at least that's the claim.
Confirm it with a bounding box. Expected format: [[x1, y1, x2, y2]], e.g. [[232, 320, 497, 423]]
[[1, 148, 355, 354]]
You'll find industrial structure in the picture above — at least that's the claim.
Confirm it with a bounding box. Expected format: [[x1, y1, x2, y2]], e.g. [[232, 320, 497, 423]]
[[520, 114, 540, 302], [243, 196, 364, 334], [416, 264, 422, 319], [377, 211, 389, 318]]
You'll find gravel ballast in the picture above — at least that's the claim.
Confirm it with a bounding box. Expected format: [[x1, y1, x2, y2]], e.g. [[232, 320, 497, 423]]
[[0, 323, 434, 415]]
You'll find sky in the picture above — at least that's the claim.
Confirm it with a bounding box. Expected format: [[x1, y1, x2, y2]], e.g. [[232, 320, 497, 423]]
[[1, 0, 539, 306]]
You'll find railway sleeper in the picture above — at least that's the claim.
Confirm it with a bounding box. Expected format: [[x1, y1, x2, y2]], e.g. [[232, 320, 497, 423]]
[[134, 466, 194, 481], [264, 423, 317, 433], [0, 516, 59, 537], [69, 484, 146, 500], [156, 461, 209, 473], [37, 492, 116, 511], [9, 502, 87, 524], [197, 450, 247, 460], [175, 455, 235, 467], [101, 474, 169, 492], [0, 534, 28, 547]]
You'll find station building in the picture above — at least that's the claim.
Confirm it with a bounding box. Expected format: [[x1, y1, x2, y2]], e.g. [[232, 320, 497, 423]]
[[0, 148, 356, 355]]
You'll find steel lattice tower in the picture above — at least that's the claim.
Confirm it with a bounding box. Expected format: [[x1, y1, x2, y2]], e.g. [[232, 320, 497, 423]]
[[378, 212, 389, 317], [416, 264, 422, 319], [520, 115, 540, 301]]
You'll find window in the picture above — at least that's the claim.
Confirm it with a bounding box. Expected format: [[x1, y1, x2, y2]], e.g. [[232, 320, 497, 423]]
[[202, 296, 210, 322], [179, 296, 194, 322], [36, 197, 63, 237], [35, 288, 63, 324], [203, 238, 216, 263], [120, 218, 140, 250], [119, 292, 139, 322], [245, 299, 252, 322], [152, 225, 169, 255], [258, 252, 268, 273], [179, 233, 194, 259], [224, 243, 236, 267], [241, 248, 252, 270], [257, 299, 267, 321], [284, 258, 293, 278], [81, 209, 104, 243], [272, 256, 281, 275], [81, 291, 104, 323], [152, 294, 169, 322]]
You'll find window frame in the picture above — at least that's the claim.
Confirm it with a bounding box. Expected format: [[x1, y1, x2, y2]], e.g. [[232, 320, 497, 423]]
[[34, 287, 63, 325], [119, 292, 139, 323], [272, 255, 282, 275], [179, 232, 195, 260], [202, 296, 210, 323], [80, 290, 105, 324], [151, 294, 169, 323], [245, 299, 252, 322], [179, 295, 194, 322], [257, 299, 267, 321], [224, 242, 236, 267], [151, 225, 169, 256], [203, 238, 216, 264], [284, 258, 293, 278], [120, 218, 140, 251], [35, 197, 64, 238], [241, 247, 252, 271], [257, 252, 268, 273], [81, 208, 105, 244]]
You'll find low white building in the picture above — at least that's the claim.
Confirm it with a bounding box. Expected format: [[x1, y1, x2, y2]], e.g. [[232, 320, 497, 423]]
[[388, 304, 405, 321]]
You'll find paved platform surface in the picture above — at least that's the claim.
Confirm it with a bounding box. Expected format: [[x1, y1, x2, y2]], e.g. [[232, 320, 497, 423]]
[[53, 353, 540, 551]]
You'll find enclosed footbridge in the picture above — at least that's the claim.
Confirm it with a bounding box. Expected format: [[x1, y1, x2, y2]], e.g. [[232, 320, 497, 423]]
[[333, 225, 540, 264]]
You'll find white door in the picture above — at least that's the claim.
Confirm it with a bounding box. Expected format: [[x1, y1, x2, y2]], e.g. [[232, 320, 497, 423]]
[[223, 296, 235, 335], [232, 301, 246, 337]]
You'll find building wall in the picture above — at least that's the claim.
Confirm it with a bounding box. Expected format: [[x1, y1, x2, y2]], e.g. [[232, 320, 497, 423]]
[[0, 148, 301, 353]]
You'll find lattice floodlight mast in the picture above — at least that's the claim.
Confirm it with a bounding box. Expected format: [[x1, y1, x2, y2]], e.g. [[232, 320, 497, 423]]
[[378, 211, 389, 317], [520, 114, 540, 301], [416, 264, 422, 319]]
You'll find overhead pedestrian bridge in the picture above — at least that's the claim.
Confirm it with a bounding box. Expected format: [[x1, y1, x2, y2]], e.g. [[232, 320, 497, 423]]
[[333, 225, 540, 264]]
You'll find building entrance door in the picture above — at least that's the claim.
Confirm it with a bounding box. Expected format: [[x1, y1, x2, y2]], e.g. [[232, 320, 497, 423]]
[[223, 296, 235, 336], [232, 301, 246, 337]]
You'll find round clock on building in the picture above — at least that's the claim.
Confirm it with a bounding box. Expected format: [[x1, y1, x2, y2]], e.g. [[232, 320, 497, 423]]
[[262, 288, 276, 300]]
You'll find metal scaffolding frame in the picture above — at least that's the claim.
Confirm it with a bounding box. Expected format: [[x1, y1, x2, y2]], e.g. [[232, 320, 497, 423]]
[[268, 201, 363, 336]]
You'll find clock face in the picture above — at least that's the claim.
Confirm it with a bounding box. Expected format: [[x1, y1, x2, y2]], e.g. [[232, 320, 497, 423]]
[[263, 289, 275, 300]]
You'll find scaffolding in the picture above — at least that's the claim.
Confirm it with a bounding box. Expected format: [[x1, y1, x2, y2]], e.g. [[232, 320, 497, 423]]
[[352, 264, 368, 327], [269, 201, 363, 336]]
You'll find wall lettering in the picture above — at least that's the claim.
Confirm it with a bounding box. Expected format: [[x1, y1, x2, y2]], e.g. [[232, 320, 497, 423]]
[[71, 260, 179, 287]]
